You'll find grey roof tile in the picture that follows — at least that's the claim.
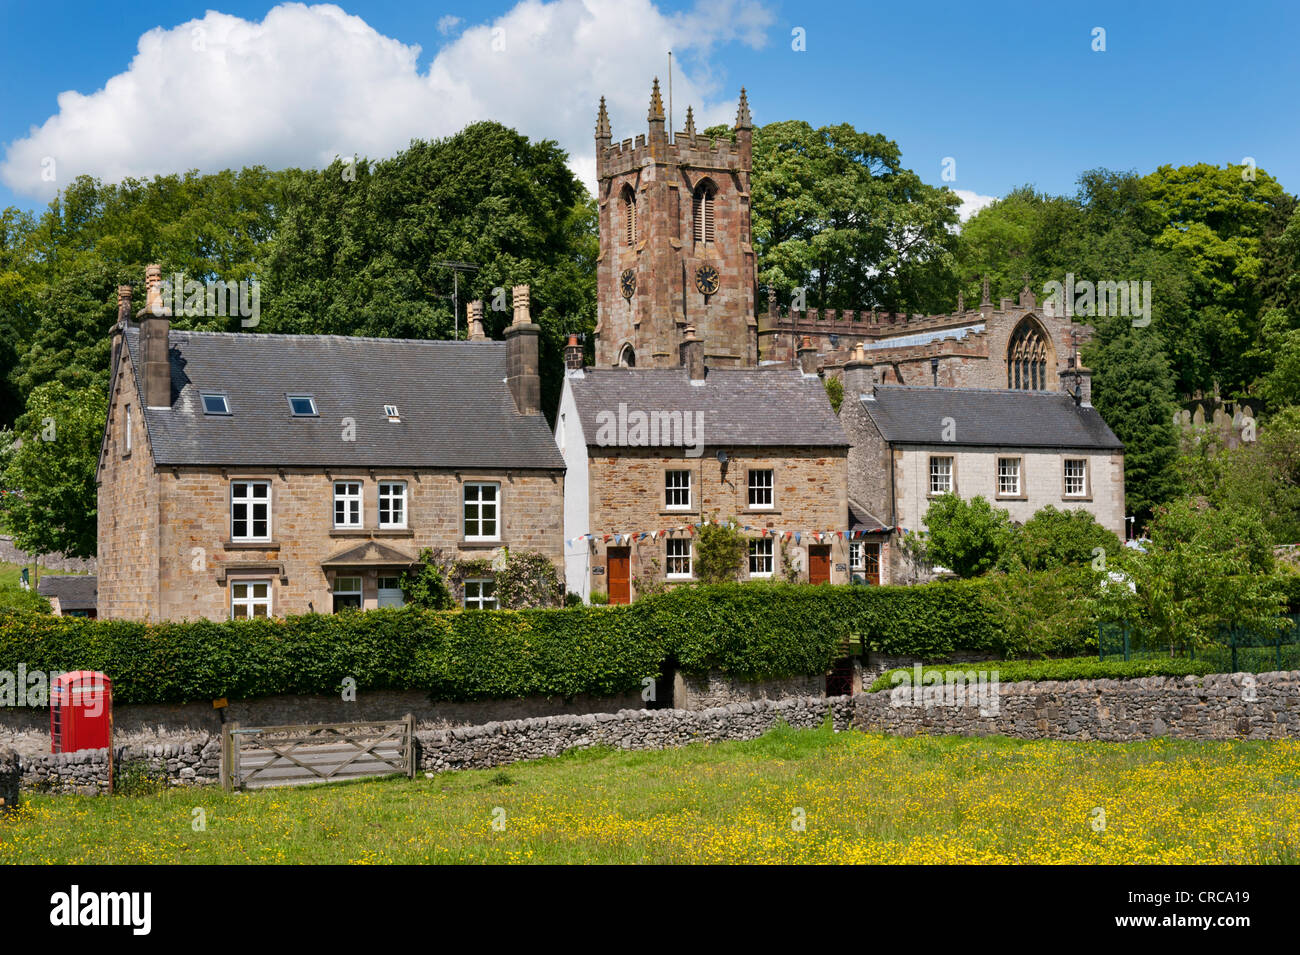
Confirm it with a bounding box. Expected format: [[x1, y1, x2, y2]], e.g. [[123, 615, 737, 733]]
[[122, 328, 565, 470], [859, 384, 1123, 449], [36, 575, 98, 610], [568, 367, 848, 448]]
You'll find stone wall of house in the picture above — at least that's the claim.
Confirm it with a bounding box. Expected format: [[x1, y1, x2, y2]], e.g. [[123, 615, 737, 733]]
[[106, 466, 564, 622], [97, 343, 161, 621], [14, 673, 1298, 794], [584, 445, 848, 599]]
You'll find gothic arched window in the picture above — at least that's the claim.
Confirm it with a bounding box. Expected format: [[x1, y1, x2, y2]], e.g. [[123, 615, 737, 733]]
[[618, 343, 636, 367], [693, 181, 716, 243], [620, 186, 636, 246], [1007, 319, 1050, 390]]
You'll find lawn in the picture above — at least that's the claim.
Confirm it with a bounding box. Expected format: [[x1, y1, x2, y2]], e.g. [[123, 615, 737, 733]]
[[3, 724, 1299, 864]]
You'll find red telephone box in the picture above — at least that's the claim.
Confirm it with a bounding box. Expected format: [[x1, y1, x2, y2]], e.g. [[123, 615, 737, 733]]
[[50, 671, 113, 753]]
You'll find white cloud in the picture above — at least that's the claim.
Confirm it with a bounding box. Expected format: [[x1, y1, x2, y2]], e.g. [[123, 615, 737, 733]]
[[1, 0, 774, 201], [437, 15, 463, 36], [953, 189, 998, 222]]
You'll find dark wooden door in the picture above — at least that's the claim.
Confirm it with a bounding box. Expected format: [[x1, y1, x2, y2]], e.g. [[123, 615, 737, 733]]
[[809, 545, 831, 585], [607, 548, 631, 604]]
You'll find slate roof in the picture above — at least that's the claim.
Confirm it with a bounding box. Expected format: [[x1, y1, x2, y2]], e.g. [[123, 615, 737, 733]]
[[121, 328, 565, 470], [37, 575, 98, 611], [567, 368, 848, 448], [859, 385, 1122, 450]]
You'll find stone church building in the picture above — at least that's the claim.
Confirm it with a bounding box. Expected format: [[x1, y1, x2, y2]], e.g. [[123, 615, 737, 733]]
[[565, 81, 1124, 595]]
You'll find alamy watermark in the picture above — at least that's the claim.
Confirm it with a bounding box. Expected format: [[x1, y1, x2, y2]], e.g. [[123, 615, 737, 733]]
[[889, 665, 1001, 716], [156, 272, 261, 327], [1042, 273, 1152, 327], [594, 402, 705, 458]]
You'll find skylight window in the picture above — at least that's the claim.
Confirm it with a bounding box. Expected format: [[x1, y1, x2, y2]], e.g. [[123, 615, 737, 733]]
[[384, 404, 400, 421], [287, 394, 318, 417], [201, 393, 230, 415]]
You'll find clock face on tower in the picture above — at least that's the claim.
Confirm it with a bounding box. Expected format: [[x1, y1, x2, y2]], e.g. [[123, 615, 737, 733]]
[[695, 264, 720, 296], [620, 269, 636, 300]]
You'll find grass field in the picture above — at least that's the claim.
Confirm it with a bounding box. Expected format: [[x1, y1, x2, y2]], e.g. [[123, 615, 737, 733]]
[[3, 724, 1299, 864]]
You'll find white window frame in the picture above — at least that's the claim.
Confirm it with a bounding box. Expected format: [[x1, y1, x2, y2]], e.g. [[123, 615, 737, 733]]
[[666, 538, 693, 578], [332, 575, 363, 613], [230, 480, 271, 541], [997, 457, 1022, 497], [230, 579, 272, 619], [849, 541, 863, 570], [463, 482, 500, 541], [748, 469, 774, 509], [665, 470, 692, 510], [464, 578, 498, 610], [929, 455, 953, 495], [748, 537, 774, 577], [124, 404, 132, 455], [333, 481, 363, 528], [1064, 458, 1088, 498], [378, 481, 407, 528]]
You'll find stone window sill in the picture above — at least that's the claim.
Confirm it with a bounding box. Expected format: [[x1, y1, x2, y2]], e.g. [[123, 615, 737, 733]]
[[329, 528, 370, 537], [224, 540, 280, 551]]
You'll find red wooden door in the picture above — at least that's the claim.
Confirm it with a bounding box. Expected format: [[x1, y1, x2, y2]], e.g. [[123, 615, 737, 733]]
[[809, 546, 831, 585], [607, 548, 631, 604], [861, 542, 881, 585]]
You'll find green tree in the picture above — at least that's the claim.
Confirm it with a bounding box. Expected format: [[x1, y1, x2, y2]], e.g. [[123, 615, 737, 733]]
[[743, 120, 960, 314], [920, 494, 1013, 578], [1089, 328, 1181, 523], [1098, 498, 1285, 653], [261, 122, 597, 417], [0, 382, 107, 559], [999, 505, 1121, 572], [398, 548, 454, 610]]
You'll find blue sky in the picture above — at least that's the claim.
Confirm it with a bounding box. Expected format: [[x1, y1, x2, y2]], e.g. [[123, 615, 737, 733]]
[[1, 0, 1296, 217]]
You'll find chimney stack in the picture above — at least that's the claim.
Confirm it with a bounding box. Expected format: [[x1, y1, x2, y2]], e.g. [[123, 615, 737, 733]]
[[505, 285, 541, 415], [564, 333, 584, 373], [843, 341, 876, 399], [797, 336, 819, 377], [1060, 358, 1093, 407], [117, 285, 133, 325], [680, 325, 705, 381], [136, 264, 172, 409], [467, 300, 487, 341]]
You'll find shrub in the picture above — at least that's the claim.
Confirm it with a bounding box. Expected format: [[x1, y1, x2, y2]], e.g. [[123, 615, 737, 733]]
[[867, 655, 1217, 692], [694, 520, 747, 585], [920, 495, 1014, 577], [998, 506, 1121, 572]]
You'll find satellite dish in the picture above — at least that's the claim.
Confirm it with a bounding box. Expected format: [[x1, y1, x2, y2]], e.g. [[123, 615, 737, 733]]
[[716, 450, 729, 464]]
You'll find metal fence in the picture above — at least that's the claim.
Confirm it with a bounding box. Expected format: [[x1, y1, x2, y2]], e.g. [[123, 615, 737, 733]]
[[1098, 615, 1300, 672]]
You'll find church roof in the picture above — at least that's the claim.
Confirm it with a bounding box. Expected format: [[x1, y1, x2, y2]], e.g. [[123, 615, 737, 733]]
[[568, 367, 848, 448], [859, 385, 1123, 450], [121, 328, 565, 470]]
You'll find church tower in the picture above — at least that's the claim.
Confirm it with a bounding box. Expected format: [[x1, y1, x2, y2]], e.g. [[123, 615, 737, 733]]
[[594, 82, 758, 368]]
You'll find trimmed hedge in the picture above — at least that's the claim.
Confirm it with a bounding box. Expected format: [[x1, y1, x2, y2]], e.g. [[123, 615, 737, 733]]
[[867, 656, 1219, 693], [0, 580, 1014, 706]]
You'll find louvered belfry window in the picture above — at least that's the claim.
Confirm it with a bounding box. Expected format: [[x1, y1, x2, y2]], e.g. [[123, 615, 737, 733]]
[[622, 187, 636, 245], [693, 183, 715, 243]]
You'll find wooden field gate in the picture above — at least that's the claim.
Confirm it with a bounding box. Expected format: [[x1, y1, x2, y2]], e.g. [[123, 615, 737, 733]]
[[220, 716, 416, 791]]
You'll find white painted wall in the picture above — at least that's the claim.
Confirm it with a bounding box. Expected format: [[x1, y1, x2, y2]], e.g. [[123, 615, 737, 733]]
[[555, 376, 592, 601], [895, 445, 1125, 537]]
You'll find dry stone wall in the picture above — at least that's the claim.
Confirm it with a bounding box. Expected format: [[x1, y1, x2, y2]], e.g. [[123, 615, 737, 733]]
[[9, 673, 1299, 794]]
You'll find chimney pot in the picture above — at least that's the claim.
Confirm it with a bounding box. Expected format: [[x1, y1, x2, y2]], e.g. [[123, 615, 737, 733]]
[[565, 333, 584, 372], [681, 325, 705, 380], [797, 336, 819, 377], [505, 284, 540, 414]]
